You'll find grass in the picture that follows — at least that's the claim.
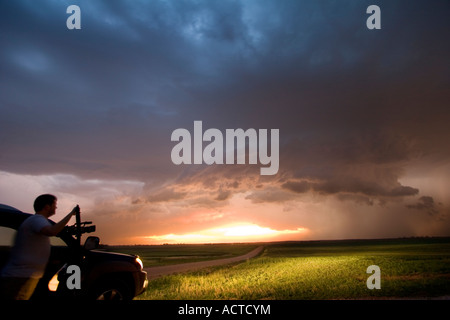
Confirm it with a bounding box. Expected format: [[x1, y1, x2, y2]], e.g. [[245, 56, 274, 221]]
[[103, 243, 259, 267], [133, 238, 450, 300]]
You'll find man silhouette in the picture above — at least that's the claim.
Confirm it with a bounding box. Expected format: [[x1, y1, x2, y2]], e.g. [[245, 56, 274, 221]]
[[0, 194, 78, 300]]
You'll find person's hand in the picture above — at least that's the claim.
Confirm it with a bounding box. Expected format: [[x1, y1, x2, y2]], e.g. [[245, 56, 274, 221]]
[[70, 205, 80, 216]]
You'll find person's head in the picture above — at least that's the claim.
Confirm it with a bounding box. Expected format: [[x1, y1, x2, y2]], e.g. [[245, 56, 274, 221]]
[[33, 194, 57, 217]]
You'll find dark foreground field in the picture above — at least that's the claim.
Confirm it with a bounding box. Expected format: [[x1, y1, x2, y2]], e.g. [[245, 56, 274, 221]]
[[109, 237, 450, 300]]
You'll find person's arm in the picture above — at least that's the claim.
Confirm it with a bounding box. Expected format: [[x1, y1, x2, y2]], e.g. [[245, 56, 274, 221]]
[[40, 207, 78, 236]]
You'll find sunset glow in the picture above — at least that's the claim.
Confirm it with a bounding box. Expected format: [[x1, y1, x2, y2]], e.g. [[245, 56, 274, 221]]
[[141, 224, 309, 244]]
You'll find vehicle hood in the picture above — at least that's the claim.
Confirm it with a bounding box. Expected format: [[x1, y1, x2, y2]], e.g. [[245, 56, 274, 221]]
[[85, 249, 137, 263]]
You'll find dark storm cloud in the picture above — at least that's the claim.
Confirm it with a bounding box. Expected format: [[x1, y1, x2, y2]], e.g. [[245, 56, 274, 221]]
[[407, 196, 440, 215], [1, 0, 449, 218], [282, 179, 419, 198], [275, 132, 421, 202]]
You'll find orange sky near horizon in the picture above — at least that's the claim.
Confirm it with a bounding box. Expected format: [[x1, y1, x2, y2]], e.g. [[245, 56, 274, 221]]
[[1, 166, 450, 246], [137, 223, 309, 245]]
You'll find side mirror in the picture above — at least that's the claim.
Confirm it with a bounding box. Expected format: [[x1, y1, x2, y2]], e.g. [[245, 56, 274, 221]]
[[84, 236, 99, 250]]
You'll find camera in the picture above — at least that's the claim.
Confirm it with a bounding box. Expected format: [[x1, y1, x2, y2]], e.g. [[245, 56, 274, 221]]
[[65, 222, 96, 235], [64, 205, 96, 237]]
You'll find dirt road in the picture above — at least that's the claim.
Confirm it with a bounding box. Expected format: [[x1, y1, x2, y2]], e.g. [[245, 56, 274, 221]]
[[144, 246, 264, 280]]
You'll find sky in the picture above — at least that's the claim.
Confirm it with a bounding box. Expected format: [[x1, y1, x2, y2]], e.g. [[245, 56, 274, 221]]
[[1, 0, 449, 245]]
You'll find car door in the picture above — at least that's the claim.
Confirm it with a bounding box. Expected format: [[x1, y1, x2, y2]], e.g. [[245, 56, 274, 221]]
[[0, 225, 16, 271]]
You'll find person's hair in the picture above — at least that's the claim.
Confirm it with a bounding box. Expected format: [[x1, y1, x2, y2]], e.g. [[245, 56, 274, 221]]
[[33, 194, 57, 212]]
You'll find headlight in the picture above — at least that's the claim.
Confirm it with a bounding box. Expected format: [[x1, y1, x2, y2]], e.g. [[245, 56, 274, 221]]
[[135, 256, 144, 270], [48, 273, 59, 291]]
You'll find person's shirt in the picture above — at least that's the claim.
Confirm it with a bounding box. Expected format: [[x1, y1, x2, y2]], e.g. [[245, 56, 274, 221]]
[[1, 214, 52, 278]]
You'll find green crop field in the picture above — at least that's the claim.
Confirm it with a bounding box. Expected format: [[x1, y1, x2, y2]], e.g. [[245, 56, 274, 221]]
[[131, 238, 450, 300], [104, 243, 259, 267]]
